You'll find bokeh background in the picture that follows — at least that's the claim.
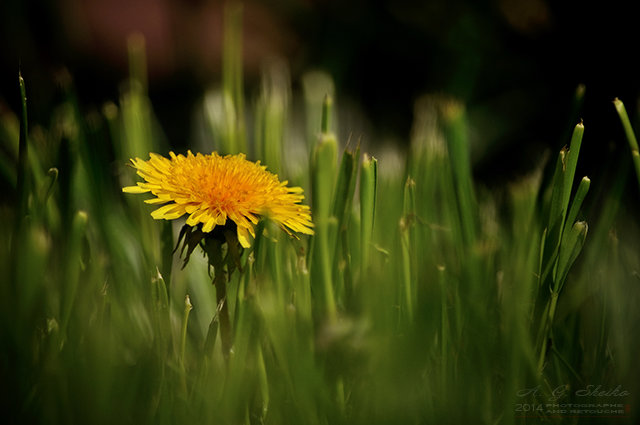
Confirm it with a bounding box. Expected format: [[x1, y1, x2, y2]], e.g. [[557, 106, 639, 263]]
[[2, 0, 640, 188], [2, 3, 640, 423]]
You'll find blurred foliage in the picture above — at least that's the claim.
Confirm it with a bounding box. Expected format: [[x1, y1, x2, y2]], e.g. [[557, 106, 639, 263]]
[[1, 2, 640, 424], [3, 0, 640, 185]]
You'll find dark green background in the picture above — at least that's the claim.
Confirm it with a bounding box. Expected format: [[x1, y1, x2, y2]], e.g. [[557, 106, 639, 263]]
[[1, 0, 639, 185]]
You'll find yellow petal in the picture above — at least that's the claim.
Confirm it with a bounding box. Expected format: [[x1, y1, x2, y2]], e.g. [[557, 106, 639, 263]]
[[186, 209, 207, 226], [185, 204, 200, 214], [144, 197, 169, 204], [122, 184, 150, 194], [151, 203, 182, 219], [202, 216, 217, 232], [237, 226, 251, 248]]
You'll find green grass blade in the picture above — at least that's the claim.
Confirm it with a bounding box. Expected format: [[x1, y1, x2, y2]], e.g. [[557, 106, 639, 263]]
[[222, 2, 246, 154], [564, 176, 590, 234], [400, 177, 416, 321], [10, 72, 31, 298], [332, 146, 359, 230], [331, 145, 359, 303], [255, 63, 289, 174], [554, 221, 588, 291], [562, 122, 585, 213], [360, 153, 377, 275], [613, 98, 640, 191], [442, 100, 476, 247], [60, 210, 88, 345], [16, 71, 29, 219], [310, 96, 338, 321]]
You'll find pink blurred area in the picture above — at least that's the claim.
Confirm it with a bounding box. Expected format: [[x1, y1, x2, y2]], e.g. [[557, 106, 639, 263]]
[[58, 0, 301, 83]]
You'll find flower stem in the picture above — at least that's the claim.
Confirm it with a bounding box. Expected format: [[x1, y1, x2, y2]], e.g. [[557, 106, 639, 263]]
[[203, 236, 234, 360], [215, 265, 232, 360]]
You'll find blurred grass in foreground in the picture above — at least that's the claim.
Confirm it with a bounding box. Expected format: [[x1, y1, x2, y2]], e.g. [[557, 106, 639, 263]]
[[2, 19, 640, 425]]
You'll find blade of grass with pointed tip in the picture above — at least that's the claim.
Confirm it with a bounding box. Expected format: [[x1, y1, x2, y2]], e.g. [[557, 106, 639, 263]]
[[16, 71, 29, 219], [400, 177, 417, 321], [180, 294, 193, 394], [332, 146, 359, 302], [311, 97, 337, 222], [332, 146, 359, 228], [554, 221, 588, 291], [442, 101, 476, 247], [613, 98, 640, 191], [563, 176, 590, 240], [10, 72, 31, 300], [562, 123, 585, 215], [540, 149, 568, 285], [360, 153, 377, 275], [310, 95, 338, 321]]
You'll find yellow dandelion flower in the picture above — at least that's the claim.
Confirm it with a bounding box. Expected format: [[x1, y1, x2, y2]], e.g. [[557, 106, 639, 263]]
[[123, 151, 314, 248]]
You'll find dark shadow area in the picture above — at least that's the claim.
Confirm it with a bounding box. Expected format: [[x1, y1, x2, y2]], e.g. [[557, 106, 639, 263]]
[[1, 0, 639, 189]]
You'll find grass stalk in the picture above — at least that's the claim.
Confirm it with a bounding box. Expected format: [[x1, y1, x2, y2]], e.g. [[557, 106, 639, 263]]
[[442, 100, 476, 247], [180, 294, 193, 394], [222, 1, 246, 154], [181, 294, 193, 365], [562, 122, 585, 212], [613, 98, 640, 191], [311, 96, 338, 321], [332, 146, 359, 304], [10, 71, 30, 298], [400, 177, 416, 321], [127, 34, 147, 91], [360, 153, 377, 276], [59, 210, 88, 346], [16, 71, 29, 220]]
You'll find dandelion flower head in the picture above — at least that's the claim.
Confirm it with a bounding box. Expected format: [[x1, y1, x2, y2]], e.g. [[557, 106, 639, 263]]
[[123, 151, 314, 247]]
